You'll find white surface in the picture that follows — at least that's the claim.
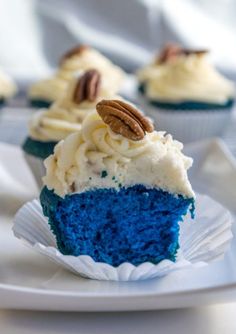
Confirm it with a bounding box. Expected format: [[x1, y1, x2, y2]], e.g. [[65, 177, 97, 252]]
[[13, 194, 232, 281], [0, 139, 236, 311], [0, 304, 236, 334], [1, 0, 236, 77]]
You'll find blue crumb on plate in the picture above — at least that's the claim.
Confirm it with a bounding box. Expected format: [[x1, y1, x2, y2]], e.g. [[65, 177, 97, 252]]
[[29, 99, 52, 109], [40, 185, 195, 267], [22, 137, 57, 159]]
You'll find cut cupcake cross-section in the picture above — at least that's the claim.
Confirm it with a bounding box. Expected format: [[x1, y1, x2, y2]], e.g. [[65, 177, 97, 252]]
[[40, 99, 195, 267]]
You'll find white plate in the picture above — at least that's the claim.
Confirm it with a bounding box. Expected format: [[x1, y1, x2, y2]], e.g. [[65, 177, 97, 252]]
[[0, 139, 236, 311]]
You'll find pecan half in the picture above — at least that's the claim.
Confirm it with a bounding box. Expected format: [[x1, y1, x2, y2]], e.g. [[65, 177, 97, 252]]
[[182, 49, 209, 56], [156, 43, 208, 64], [60, 45, 89, 65], [73, 69, 101, 104], [96, 99, 154, 141], [157, 43, 182, 64]]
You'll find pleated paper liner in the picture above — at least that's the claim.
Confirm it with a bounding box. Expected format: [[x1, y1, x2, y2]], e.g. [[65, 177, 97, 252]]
[[13, 193, 233, 281]]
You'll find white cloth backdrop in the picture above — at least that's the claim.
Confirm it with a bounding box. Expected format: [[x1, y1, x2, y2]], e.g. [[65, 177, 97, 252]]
[[0, 0, 236, 81]]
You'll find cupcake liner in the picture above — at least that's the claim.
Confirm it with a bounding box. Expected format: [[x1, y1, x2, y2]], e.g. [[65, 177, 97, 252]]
[[24, 152, 45, 189], [13, 193, 233, 281], [145, 105, 233, 143]]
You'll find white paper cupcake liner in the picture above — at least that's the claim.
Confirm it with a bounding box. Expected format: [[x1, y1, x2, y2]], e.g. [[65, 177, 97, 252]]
[[24, 152, 45, 189], [146, 106, 232, 143], [13, 194, 233, 281], [136, 94, 233, 143]]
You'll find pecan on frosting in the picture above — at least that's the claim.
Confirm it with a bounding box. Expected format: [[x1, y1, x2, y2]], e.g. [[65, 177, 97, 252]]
[[157, 43, 208, 64], [73, 69, 101, 104], [157, 43, 182, 64], [60, 45, 89, 65], [96, 99, 154, 141]]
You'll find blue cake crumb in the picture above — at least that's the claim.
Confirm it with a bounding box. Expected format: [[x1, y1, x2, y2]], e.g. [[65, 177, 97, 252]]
[[40, 185, 194, 267]]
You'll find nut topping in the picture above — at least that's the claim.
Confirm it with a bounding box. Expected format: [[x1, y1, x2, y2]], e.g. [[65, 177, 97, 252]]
[[96, 99, 154, 141], [73, 69, 101, 104], [157, 43, 182, 64], [156, 43, 208, 64], [60, 45, 89, 65]]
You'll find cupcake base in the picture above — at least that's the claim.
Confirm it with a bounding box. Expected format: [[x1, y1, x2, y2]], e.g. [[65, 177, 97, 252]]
[[29, 99, 52, 109], [40, 185, 194, 267], [23, 137, 57, 189], [23, 137, 57, 160], [0, 98, 5, 108], [13, 193, 233, 281], [149, 99, 234, 111]]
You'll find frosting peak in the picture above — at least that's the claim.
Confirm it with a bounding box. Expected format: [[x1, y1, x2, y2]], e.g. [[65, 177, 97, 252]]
[[146, 53, 235, 103], [29, 47, 125, 102], [43, 106, 194, 199], [28, 72, 120, 142]]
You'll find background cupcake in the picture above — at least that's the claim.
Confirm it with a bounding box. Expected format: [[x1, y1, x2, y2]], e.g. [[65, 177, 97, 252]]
[[40, 99, 195, 267], [28, 45, 125, 108], [0, 68, 17, 107], [139, 46, 235, 143], [23, 69, 121, 187]]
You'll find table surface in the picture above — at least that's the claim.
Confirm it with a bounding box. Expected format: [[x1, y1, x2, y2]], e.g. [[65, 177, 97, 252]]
[[1, 104, 236, 333]]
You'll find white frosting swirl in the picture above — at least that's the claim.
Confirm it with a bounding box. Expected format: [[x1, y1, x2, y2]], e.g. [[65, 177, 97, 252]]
[[28, 48, 125, 102], [43, 110, 194, 198], [28, 75, 120, 142], [0, 69, 17, 99], [146, 54, 235, 103], [136, 62, 163, 83]]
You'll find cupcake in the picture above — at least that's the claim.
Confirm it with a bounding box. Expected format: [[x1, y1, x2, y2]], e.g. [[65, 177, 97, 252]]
[[0, 68, 17, 106], [138, 45, 235, 143], [28, 45, 125, 108], [40, 99, 195, 267], [23, 69, 121, 187]]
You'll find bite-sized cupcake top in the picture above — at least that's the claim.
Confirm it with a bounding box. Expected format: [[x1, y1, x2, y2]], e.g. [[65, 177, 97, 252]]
[[0, 69, 17, 99], [145, 49, 235, 104], [28, 45, 125, 102], [43, 99, 195, 199], [29, 70, 120, 142]]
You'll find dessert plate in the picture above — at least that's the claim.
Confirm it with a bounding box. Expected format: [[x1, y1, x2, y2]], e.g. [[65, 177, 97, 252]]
[[0, 139, 236, 311]]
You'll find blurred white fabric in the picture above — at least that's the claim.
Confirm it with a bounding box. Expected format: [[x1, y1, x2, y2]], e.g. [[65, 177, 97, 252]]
[[0, 0, 236, 81]]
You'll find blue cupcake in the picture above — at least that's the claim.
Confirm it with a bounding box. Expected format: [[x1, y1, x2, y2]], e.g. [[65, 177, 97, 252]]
[[137, 45, 235, 143], [23, 70, 124, 188], [40, 99, 195, 267]]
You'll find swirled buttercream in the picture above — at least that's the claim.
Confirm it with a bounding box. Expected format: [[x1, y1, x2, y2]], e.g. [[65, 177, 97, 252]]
[[28, 74, 120, 142], [43, 110, 194, 198], [28, 47, 125, 102], [146, 54, 235, 103]]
